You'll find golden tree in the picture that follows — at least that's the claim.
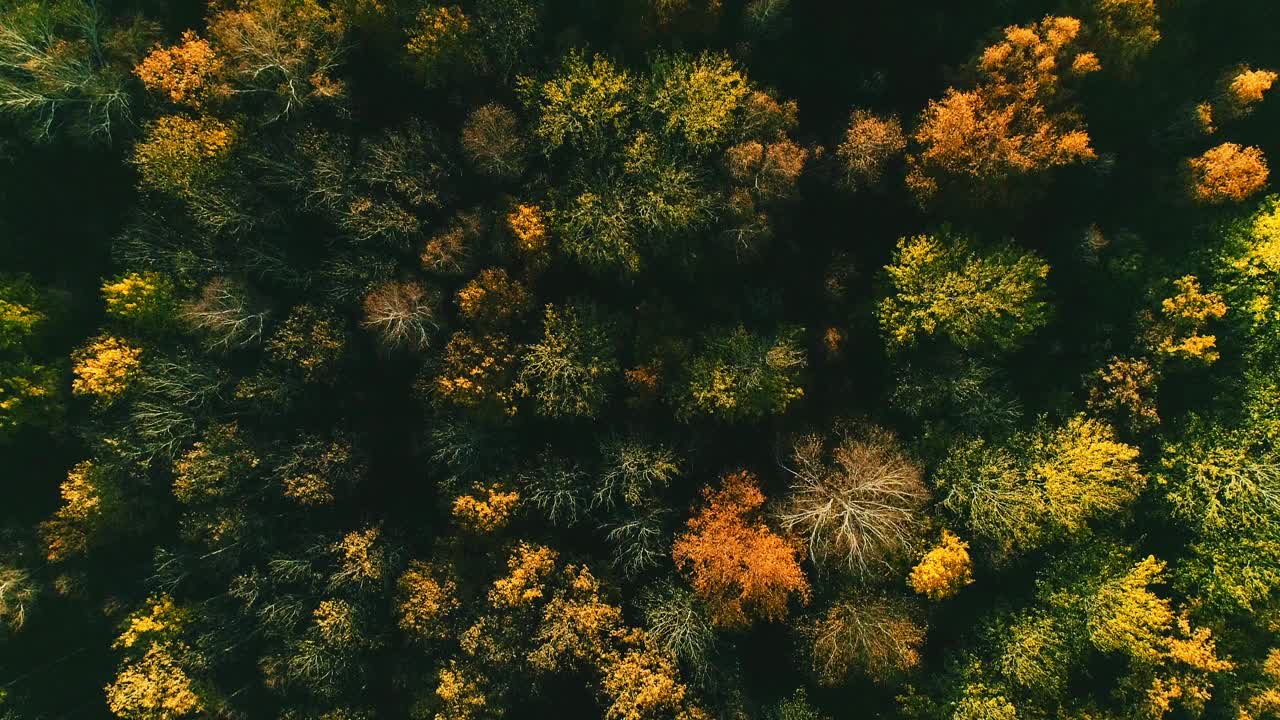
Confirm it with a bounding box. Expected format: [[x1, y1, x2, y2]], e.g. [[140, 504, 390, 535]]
[[1148, 275, 1228, 363], [456, 268, 531, 327], [71, 336, 142, 403], [672, 470, 810, 628], [452, 484, 520, 532], [909, 530, 974, 601], [105, 642, 203, 720], [397, 560, 459, 641], [133, 115, 236, 197], [1186, 143, 1270, 205], [1087, 356, 1161, 431]]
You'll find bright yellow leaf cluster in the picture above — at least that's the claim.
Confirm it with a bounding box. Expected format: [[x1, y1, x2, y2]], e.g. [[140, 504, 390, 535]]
[[105, 642, 203, 720], [103, 272, 174, 323], [508, 203, 548, 253], [397, 560, 459, 640], [72, 336, 142, 403], [489, 542, 558, 608], [1229, 67, 1278, 106], [452, 484, 520, 532], [1187, 143, 1270, 205], [456, 268, 530, 326], [1035, 415, 1144, 532], [335, 526, 384, 585], [433, 332, 519, 415], [909, 530, 974, 600], [651, 52, 749, 150], [115, 595, 186, 650], [1152, 275, 1228, 363]]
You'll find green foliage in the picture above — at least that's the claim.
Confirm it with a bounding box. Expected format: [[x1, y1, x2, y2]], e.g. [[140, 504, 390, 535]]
[[521, 50, 636, 155], [676, 324, 806, 422], [520, 301, 620, 418]]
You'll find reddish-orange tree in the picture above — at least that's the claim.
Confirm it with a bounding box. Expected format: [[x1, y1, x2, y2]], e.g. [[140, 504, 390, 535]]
[[672, 470, 810, 628]]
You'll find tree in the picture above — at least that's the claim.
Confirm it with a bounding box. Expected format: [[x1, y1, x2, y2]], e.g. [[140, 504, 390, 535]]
[[1186, 143, 1270, 205], [431, 331, 520, 417], [206, 0, 347, 119], [906, 17, 1099, 204], [397, 560, 459, 642], [361, 280, 441, 351], [266, 305, 348, 382], [521, 51, 636, 154], [909, 530, 974, 601], [672, 470, 810, 628], [71, 335, 142, 404], [676, 324, 806, 422], [105, 642, 204, 720], [0, 565, 36, 634], [456, 268, 530, 328], [650, 51, 749, 151], [452, 483, 520, 532], [0, 0, 146, 142], [102, 272, 178, 327], [836, 110, 906, 191], [777, 424, 929, 574], [134, 31, 224, 109], [461, 103, 527, 178], [1087, 356, 1160, 431], [801, 592, 925, 685], [133, 115, 236, 198], [405, 5, 476, 86], [519, 301, 619, 418], [1083, 0, 1160, 73], [1031, 415, 1144, 533], [878, 233, 1050, 352], [182, 277, 270, 350]]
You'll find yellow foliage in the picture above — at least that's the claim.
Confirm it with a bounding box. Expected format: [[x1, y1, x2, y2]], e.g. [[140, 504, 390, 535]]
[[1034, 415, 1144, 532], [133, 116, 236, 197], [115, 595, 186, 649], [134, 31, 224, 108], [599, 631, 694, 720], [1089, 356, 1161, 430], [1230, 68, 1278, 106], [1152, 275, 1228, 363], [456, 268, 530, 326], [72, 336, 142, 403], [397, 560, 458, 640], [103, 272, 174, 323], [529, 565, 624, 672], [452, 484, 520, 532], [909, 530, 974, 600], [405, 5, 471, 78], [1239, 648, 1280, 720], [335, 527, 384, 585], [528, 52, 635, 150], [489, 542, 558, 608], [652, 52, 749, 150], [105, 642, 202, 720], [1187, 143, 1270, 205], [434, 662, 488, 720], [313, 598, 359, 647], [508, 203, 548, 253], [433, 332, 519, 415]]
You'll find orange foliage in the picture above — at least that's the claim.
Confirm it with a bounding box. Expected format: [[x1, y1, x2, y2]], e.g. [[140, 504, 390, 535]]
[[134, 31, 224, 108], [1187, 143, 1270, 205], [907, 17, 1098, 203], [672, 470, 810, 628]]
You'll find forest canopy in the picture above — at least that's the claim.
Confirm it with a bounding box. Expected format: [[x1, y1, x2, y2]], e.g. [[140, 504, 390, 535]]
[[2, 0, 1280, 719]]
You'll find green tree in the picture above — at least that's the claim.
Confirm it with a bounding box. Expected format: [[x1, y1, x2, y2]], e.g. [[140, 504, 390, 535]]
[[676, 324, 806, 422], [878, 233, 1051, 352], [519, 301, 620, 418]]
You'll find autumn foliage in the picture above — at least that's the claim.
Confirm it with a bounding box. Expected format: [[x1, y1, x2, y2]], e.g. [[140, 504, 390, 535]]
[[672, 471, 810, 628]]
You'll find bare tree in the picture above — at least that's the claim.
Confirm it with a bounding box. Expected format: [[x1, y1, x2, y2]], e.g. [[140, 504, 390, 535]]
[[0, 566, 36, 633], [360, 280, 440, 351], [182, 277, 271, 350], [777, 424, 928, 575], [802, 592, 924, 685]]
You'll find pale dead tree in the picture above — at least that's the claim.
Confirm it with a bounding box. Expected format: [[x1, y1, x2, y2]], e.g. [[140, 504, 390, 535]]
[[603, 507, 670, 577], [0, 2, 132, 142], [182, 277, 270, 350], [360, 280, 440, 351], [802, 593, 924, 685], [777, 424, 928, 575], [642, 583, 716, 681], [461, 103, 527, 178], [0, 566, 37, 633]]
